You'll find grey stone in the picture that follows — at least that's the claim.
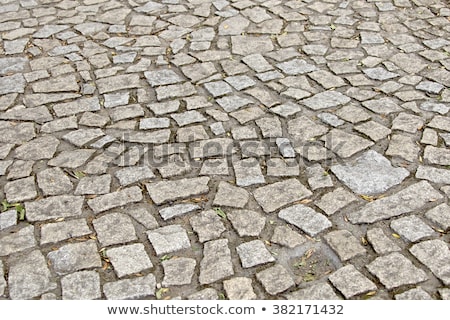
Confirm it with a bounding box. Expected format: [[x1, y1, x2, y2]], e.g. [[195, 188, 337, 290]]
[[270, 102, 302, 118], [324, 230, 367, 261], [114, 129, 171, 144], [392, 113, 424, 133], [354, 121, 391, 141], [187, 288, 218, 300], [349, 181, 442, 224], [416, 166, 450, 184], [199, 239, 234, 284], [79, 112, 109, 128], [329, 265, 377, 298], [279, 204, 332, 237], [366, 228, 401, 255], [233, 158, 265, 187], [308, 70, 347, 89], [240, 140, 270, 158], [288, 116, 328, 141], [390, 216, 435, 242], [255, 117, 282, 138], [210, 122, 225, 135], [146, 177, 210, 205], [416, 81, 445, 94], [386, 134, 420, 162], [267, 158, 299, 176], [36, 168, 73, 196], [7, 160, 33, 180], [257, 264, 295, 295], [0, 260, 5, 296], [109, 104, 144, 122], [367, 252, 428, 289], [48, 149, 95, 169], [395, 288, 432, 300], [74, 174, 111, 195], [139, 118, 170, 130], [190, 210, 226, 243], [204, 81, 233, 97], [0, 143, 14, 159], [363, 67, 399, 80], [0, 106, 53, 123], [33, 24, 69, 38], [128, 206, 159, 230], [219, 15, 250, 35], [0, 209, 17, 231], [425, 204, 450, 231], [5, 176, 37, 203], [410, 240, 450, 286], [181, 62, 217, 83], [147, 225, 191, 256], [316, 188, 358, 216], [87, 186, 143, 213], [176, 125, 209, 142], [93, 212, 137, 247], [331, 150, 409, 195], [8, 250, 56, 300], [61, 271, 101, 300], [323, 129, 374, 158], [156, 155, 191, 178], [14, 136, 60, 160], [306, 164, 334, 190], [0, 225, 35, 256], [424, 146, 450, 166], [231, 35, 274, 55], [439, 288, 450, 300], [0, 74, 26, 95], [242, 53, 273, 73], [115, 166, 155, 186], [155, 82, 197, 101], [420, 102, 449, 115], [107, 243, 153, 278], [104, 92, 129, 108], [0, 123, 35, 144], [254, 179, 312, 213], [428, 115, 450, 132], [32, 74, 79, 93], [200, 158, 229, 176], [103, 274, 156, 300], [271, 225, 306, 248], [171, 110, 206, 126], [231, 126, 258, 140], [96, 74, 141, 94], [145, 69, 183, 87], [0, 160, 12, 176], [228, 210, 265, 237], [47, 240, 102, 275], [40, 219, 91, 245], [285, 283, 340, 300], [225, 75, 255, 90], [223, 277, 256, 300], [62, 129, 105, 147], [53, 97, 101, 117], [362, 97, 403, 114], [162, 257, 196, 286], [230, 106, 266, 124], [213, 181, 249, 208], [317, 113, 345, 127], [236, 240, 275, 268], [159, 204, 200, 220], [276, 59, 317, 75], [25, 195, 84, 222]]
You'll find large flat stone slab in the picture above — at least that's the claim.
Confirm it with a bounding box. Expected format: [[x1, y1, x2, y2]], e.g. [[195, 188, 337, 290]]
[[331, 150, 409, 195], [348, 181, 443, 224], [146, 177, 210, 205]]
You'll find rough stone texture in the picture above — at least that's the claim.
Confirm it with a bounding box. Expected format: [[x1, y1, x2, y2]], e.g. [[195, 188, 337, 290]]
[[25, 195, 84, 222], [329, 265, 377, 298], [285, 283, 340, 300], [323, 129, 374, 158], [236, 240, 275, 268], [367, 228, 401, 255], [279, 205, 332, 236], [395, 288, 432, 300], [228, 210, 265, 237], [0, 225, 36, 256], [162, 257, 196, 286], [37, 168, 73, 196], [61, 271, 101, 300], [331, 150, 409, 195], [316, 188, 358, 216], [256, 264, 295, 295], [159, 204, 201, 221], [213, 181, 249, 208], [103, 274, 156, 300], [146, 177, 210, 205], [223, 277, 256, 300], [271, 225, 306, 248], [47, 240, 102, 275], [190, 210, 226, 243], [367, 253, 428, 289], [199, 239, 234, 284], [410, 240, 450, 286], [415, 166, 450, 184], [87, 186, 143, 213], [390, 216, 435, 242], [425, 204, 450, 231], [147, 225, 191, 256], [8, 250, 57, 300], [40, 219, 91, 245], [107, 244, 153, 278], [93, 213, 137, 247], [348, 181, 443, 224], [324, 230, 367, 261], [254, 179, 312, 213]]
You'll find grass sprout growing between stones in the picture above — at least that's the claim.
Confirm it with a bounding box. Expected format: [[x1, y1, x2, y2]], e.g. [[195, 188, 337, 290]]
[[1, 199, 25, 221]]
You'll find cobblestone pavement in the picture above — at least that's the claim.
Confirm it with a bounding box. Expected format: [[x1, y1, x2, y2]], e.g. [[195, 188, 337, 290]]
[[0, 0, 450, 301]]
